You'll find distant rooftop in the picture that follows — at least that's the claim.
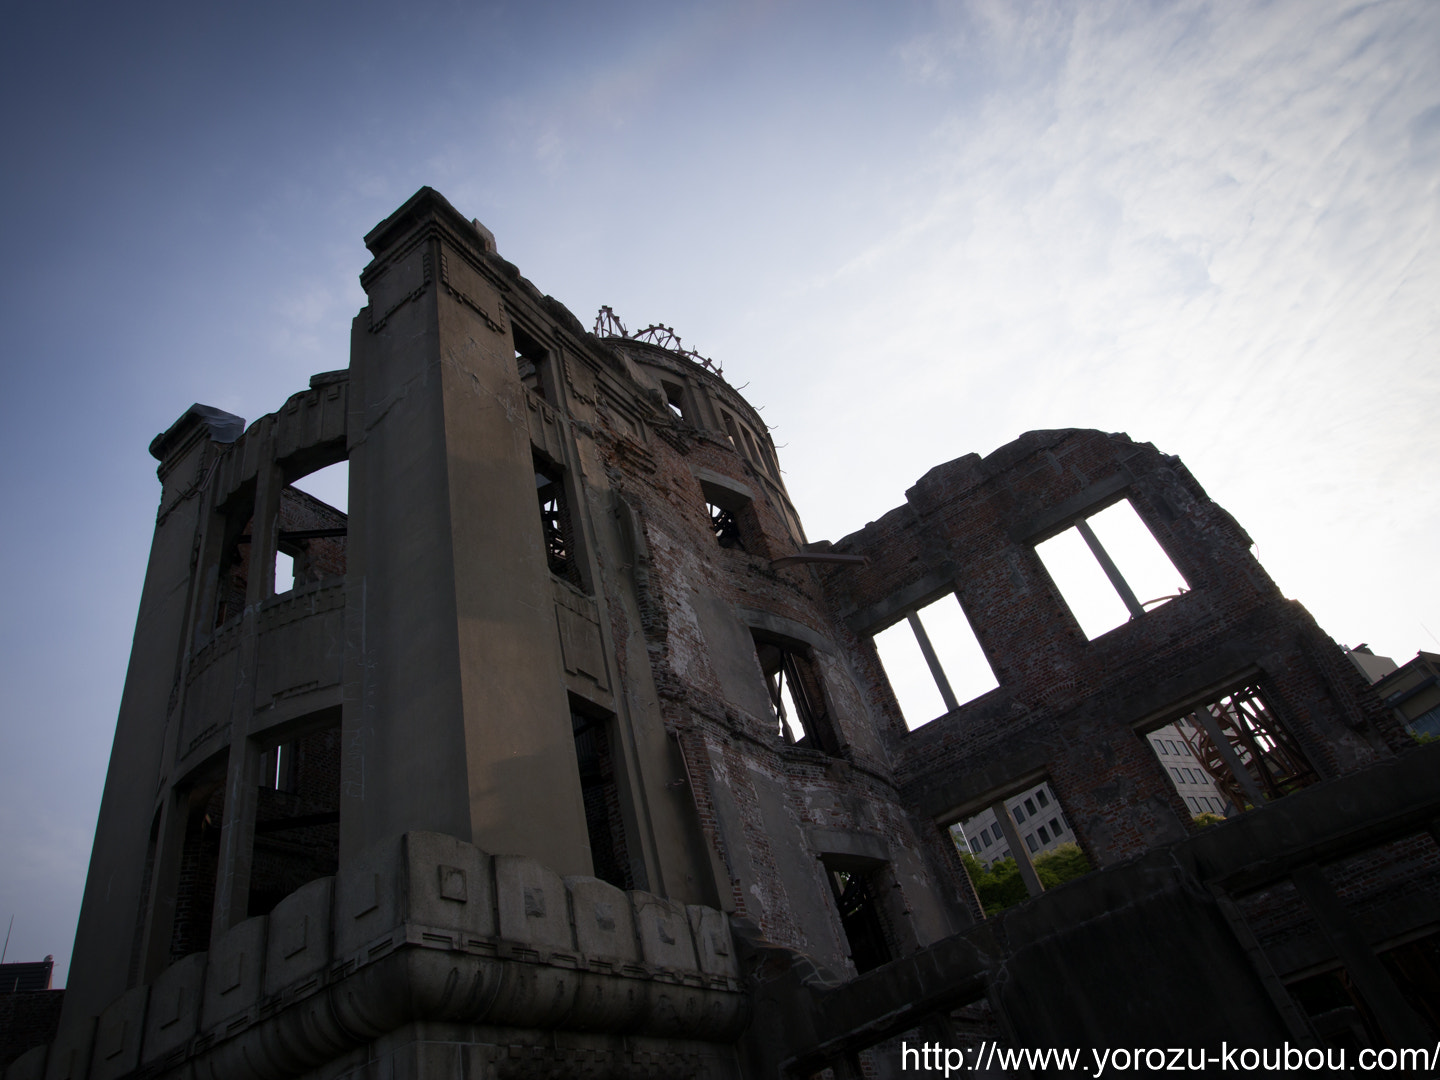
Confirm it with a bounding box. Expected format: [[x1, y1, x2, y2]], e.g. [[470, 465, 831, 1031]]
[[0, 956, 54, 993]]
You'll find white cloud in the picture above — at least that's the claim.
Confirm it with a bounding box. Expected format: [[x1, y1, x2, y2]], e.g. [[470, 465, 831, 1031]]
[[755, 0, 1440, 659]]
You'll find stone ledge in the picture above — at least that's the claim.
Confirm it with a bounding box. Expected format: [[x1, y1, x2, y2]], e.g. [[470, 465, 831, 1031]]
[[26, 833, 747, 1080]]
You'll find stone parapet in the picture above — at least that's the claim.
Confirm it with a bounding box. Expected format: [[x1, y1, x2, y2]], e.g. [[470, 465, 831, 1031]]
[[22, 833, 746, 1080]]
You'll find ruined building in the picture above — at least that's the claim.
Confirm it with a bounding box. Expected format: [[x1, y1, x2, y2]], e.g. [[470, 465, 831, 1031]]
[[13, 188, 1439, 1080]]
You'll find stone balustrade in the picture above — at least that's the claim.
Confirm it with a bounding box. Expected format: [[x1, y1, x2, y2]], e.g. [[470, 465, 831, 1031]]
[[10, 833, 746, 1080]]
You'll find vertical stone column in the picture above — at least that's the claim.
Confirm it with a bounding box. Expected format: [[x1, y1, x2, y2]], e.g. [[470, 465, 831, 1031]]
[[340, 188, 592, 877], [61, 407, 243, 1031]]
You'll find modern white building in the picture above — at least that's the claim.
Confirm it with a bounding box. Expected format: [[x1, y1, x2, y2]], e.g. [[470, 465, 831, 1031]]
[[952, 781, 1076, 868], [1148, 717, 1235, 817]]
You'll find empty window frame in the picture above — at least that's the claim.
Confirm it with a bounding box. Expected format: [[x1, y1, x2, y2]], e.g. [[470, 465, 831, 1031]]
[[514, 326, 551, 402], [949, 780, 1089, 915], [214, 501, 255, 627], [720, 408, 778, 478], [1034, 498, 1187, 639], [249, 722, 341, 917], [274, 549, 295, 595], [535, 453, 582, 587], [289, 458, 349, 515], [272, 481, 349, 594], [1163, 684, 1318, 811], [872, 594, 998, 729], [754, 635, 839, 754], [953, 782, 1076, 871], [661, 380, 688, 422], [168, 770, 228, 962], [823, 863, 894, 974], [572, 708, 633, 891], [699, 477, 756, 554], [720, 410, 742, 449], [224, 468, 348, 606], [708, 502, 744, 549]]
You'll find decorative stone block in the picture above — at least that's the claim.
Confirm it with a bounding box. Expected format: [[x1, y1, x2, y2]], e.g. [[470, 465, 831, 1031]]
[[401, 832, 495, 940], [631, 893, 698, 972], [566, 876, 639, 962], [334, 836, 402, 959], [265, 875, 333, 996], [141, 951, 207, 1065], [42, 1016, 93, 1080], [88, 986, 148, 1080], [686, 905, 738, 978], [494, 855, 572, 951], [201, 915, 265, 1033]]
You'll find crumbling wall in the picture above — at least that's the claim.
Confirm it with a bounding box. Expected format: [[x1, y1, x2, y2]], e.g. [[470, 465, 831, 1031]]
[[582, 341, 969, 974], [819, 429, 1404, 872]]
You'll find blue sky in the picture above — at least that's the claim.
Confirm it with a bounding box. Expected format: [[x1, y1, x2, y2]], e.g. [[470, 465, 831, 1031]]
[[1, 0, 1436, 984]]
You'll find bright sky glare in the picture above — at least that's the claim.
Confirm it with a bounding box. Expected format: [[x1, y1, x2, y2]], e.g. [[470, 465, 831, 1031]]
[[1, 0, 1436, 985], [874, 595, 1000, 728], [1034, 498, 1191, 639]]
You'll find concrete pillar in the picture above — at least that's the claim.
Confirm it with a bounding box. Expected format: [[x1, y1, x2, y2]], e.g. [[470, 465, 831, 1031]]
[[990, 799, 1044, 899], [1076, 517, 1145, 620], [908, 611, 959, 713], [61, 407, 244, 1031], [339, 188, 592, 877]]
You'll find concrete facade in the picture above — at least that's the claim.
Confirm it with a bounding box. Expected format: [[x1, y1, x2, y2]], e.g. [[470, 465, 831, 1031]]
[[19, 188, 1439, 1080]]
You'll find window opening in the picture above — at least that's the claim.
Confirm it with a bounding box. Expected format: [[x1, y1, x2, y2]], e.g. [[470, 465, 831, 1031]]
[[290, 459, 349, 515], [169, 773, 227, 962], [1172, 685, 1318, 809], [661, 381, 687, 422], [249, 721, 340, 917], [517, 354, 542, 396], [270, 482, 349, 595], [514, 327, 549, 402], [572, 709, 632, 891], [872, 593, 998, 730], [825, 866, 893, 974], [214, 506, 254, 627], [261, 741, 292, 792], [708, 502, 744, 550], [754, 636, 838, 754], [699, 478, 757, 554], [535, 455, 581, 586], [1285, 966, 1385, 1049], [274, 550, 295, 594], [739, 424, 762, 466], [949, 781, 1092, 916], [1034, 498, 1187, 639], [721, 411, 743, 452]]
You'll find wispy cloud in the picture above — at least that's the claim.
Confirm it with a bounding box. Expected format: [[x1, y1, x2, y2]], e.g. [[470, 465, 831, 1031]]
[[767, 0, 1439, 655]]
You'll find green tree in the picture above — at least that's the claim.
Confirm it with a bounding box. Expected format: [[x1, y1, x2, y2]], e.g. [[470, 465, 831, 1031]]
[[959, 844, 1094, 916], [1032, 843, 1092, 887], [958, 851, 1029, 916]]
